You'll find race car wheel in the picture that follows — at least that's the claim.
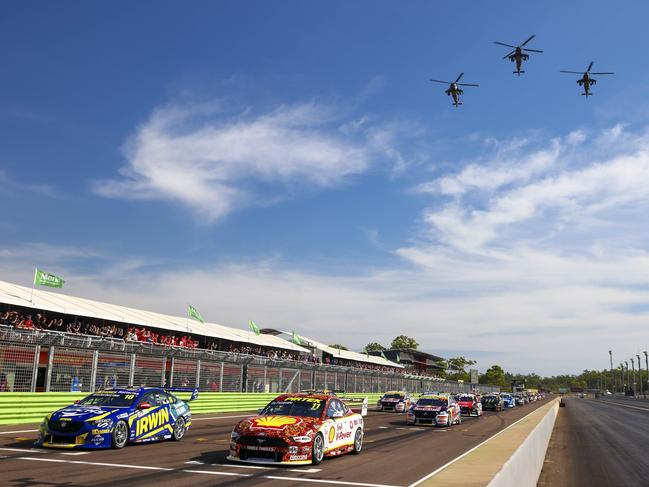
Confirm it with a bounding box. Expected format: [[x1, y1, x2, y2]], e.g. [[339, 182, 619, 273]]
[[446, 416, 451, 427], [352, 428, 363, 454], [111, 420, 128, 449], [312, 433, 324, 465], [457, 414, 462, 425], [172, 417, 186, 441]]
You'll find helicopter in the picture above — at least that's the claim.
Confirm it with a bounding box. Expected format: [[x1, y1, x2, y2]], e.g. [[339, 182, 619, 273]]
[[560, 62, 614, 97], [493, 35, 543, 75], [429, 73, 479, 107]]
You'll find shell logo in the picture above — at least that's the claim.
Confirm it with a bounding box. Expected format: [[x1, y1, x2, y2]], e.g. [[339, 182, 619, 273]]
[[328, 426, 336, 443], [252, 416, 299, 429]]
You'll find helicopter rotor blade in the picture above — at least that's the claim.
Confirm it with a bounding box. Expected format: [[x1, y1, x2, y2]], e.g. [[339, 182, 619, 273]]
[[587, 61, 594, 72], [591, 72, 614, 75], [454, 73, 464, 83], [430, 79, 451, 84], [520, 34, 536, 47], [522, 48, 543, 53], [503, 50, 516, 59], [493, 41, 516, 48], [457, 83, 479, 87], [559, 71, 584, 74]]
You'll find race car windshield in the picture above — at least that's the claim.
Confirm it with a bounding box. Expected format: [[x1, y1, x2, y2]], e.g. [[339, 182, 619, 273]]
[[260, 398, 325, 418], [417, 398, 447, 407], [78, 393, 137, 407], [383, 394, 403, 399], [458, 396, 473, 401]]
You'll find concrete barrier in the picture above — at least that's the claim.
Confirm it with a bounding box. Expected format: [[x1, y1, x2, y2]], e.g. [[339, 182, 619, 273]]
[[0, 392, 381, 425], [419, 398, 560, 487]]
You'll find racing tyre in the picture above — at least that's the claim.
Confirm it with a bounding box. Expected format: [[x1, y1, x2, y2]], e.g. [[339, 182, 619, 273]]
[[111, 420, 128, 449], [352, 428, 363, 454], [311, 433, 325, 465], [457, 414, 462, 425], [446, 416, 451, 427], [172, 417, 186, 441]]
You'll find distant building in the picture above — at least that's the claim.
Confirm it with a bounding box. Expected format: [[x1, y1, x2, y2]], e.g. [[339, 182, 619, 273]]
[[369, 348, 445, 376]]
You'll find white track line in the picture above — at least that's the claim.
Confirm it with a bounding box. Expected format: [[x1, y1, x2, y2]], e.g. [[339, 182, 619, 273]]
[[408, 403, 555, 487], [16, 456, 173, 471], [596, 400, 649, 412], [14, 456, 400, 486], [185, 460, 321, 473], [182, 469, 252, 477], [261, 476, 402, 487], [0, 429, 38, 435]]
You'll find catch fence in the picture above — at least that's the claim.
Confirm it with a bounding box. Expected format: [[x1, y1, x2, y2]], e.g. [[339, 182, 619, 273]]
[[0, 326, 499, 395]]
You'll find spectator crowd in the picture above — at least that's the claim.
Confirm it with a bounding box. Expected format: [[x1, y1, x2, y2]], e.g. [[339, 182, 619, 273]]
[[0, 307, 407, 374]]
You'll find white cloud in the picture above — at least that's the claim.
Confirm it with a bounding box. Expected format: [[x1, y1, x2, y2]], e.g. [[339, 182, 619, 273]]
[[93, 100, 407, 222]]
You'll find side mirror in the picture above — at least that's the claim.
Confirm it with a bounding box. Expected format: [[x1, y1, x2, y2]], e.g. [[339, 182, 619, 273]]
[[74, 400, 80, 404], [138, 402, 151, 410]]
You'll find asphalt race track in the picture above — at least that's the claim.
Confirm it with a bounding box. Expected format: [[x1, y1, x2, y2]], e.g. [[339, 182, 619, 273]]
[[0, 399, 550, 487], [538, 396, 649, 487]]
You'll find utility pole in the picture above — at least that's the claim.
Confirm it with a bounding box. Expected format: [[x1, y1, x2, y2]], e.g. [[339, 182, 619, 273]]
[[631, 358, 636, 396], [609, 350, 614, 393], [637, 354, 644, 398], [625, 361, 629, 394]]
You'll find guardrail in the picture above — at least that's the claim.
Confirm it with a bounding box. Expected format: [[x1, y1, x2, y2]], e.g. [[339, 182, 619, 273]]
[[0, 392, 383, 425]]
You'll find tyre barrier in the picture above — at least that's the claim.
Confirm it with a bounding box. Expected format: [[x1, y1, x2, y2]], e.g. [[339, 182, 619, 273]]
[[0, 392, 382, 425]]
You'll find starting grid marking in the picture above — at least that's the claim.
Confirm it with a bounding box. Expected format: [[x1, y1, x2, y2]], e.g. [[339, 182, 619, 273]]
[[10, 456, 402, 487], [0, 447, 89, 456]]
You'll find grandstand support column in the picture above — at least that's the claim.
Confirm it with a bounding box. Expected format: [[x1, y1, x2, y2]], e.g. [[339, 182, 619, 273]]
[[324, 371, 328, 389], [219, 362, 224, 392], [169, 357, 175, 387], [195, 359, 201, 389], [239, 364, 244, 393], [45, 346, 54, 392], [263, 365, 268, 393], [298, 370, 301, 392], [129, 354, 136, 387], [30, 345, 40, 392], [90, 350, 98, 393], [278, 367, 282, 392], [161, 356, 167, 387]]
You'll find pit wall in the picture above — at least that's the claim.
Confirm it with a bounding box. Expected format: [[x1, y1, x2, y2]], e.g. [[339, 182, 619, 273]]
[[421, 398, 560, 487], [0, 392, 382, 425]]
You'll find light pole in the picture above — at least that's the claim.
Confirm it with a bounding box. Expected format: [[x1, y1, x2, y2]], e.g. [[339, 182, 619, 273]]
[[637, 354, 644, 398], [609, 350, 614, 393], [625, 361, 629, 394], [645, 351, 648, 398], [631, 358, 636, 396]]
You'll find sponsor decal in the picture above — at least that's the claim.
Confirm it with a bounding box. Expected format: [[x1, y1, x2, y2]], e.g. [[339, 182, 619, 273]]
[[289, 454, 308, 461], [92, 435, 104, 446], [328, 426, 336, 443], [251, 416, 299, 429], [136, 408, 170, 437], [335, 430, 352, 441]]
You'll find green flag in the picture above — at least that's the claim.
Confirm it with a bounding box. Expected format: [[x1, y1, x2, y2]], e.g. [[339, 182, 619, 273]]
[[396, 353, 400, 363], [187, 305, 204, 323], [381, 350, 387, 360], [248, 320, 261, 336], [33, 268, 65, 288], [291, 331, 302, 345]]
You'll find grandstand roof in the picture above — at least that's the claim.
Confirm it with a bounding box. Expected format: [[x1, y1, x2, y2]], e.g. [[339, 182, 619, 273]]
[[0, 279, 309, 353], [260, 328, 404, 369]]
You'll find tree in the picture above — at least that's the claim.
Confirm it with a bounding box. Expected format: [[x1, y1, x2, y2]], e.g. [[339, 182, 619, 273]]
[[480, 365, 508, 390], [445, 356, 477, 382], [329, 344, 348, 351], [364, 342, 386, 352], [390, 335, 419, 349]]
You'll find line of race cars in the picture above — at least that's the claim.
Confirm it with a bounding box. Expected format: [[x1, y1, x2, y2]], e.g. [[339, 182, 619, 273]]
[[33, 386, 544, 467]]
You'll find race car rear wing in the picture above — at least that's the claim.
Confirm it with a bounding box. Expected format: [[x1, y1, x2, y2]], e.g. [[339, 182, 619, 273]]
[[164, 387, 199, 401], [340, 396, 368, 417]]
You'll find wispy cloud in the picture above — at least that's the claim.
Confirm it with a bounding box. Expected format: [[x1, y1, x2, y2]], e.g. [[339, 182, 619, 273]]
[[0, 170, 59, 198], [93, 99, 410, 222]]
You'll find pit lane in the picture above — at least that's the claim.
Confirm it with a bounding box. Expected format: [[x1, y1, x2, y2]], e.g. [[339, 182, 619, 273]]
[[0, 398, 550, 486]]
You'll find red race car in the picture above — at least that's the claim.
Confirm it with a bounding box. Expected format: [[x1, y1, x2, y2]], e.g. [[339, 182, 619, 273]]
[[456, 393, 483, 417], [228, 392, 366, 466]]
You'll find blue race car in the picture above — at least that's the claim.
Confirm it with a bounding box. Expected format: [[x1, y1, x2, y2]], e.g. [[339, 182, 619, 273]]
[[500, 393, 516, 408], [35, 387, 197, 449]]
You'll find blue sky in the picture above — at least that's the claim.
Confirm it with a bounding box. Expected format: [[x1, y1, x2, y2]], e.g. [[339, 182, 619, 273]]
[[2, 1, 649, 375]]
